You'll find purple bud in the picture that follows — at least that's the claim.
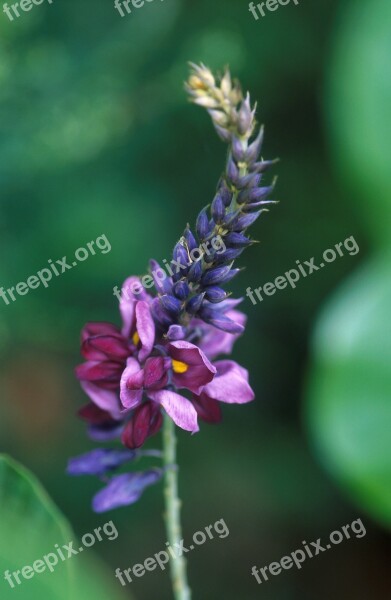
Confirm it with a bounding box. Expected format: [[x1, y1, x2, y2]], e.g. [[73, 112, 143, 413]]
[[224, 232, 252, 247], [150, 259, 172, 294], [219, 182, 232, 207], [122, 402, 163, 449], [236, 172, 261, 190], [186, 293, 205, 314], [87, 422, 124, 442], [67, 449, 136, 477], [159, 294, 183, 315], [196, 208, 210, 239], [222, 208, 240, 226], [204, 286, 227, 303], [226, 155, 239, 184], [173, 242, 189, 269], [151, 297, 174, 327], [228, 210, 262, 232], [173, 280, 190, 300], [243, 200, 278, 212], [253, 159, 278, 173], [245, 126, 264, 164], [240, 184, 274, 203], [218, 268, 241, 284], [237, 94, 252, 136], [167, 325, 187, 340], [231, 136, 245, 162], [199, 307, 245, 334], [214, 248, 244, 264], [188, 259, 203, 283], [92, 469, 163, 513], [201, 264, 233, 286], [213, 122, 231, 143], [211, 194, 225, 223], [184, 228, 198, 251]]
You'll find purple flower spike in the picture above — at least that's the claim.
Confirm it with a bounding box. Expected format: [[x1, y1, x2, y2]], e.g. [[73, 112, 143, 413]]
[[67, 448, 136, 476], [72, 64, 276, 511], [92, 469, 164, 513]]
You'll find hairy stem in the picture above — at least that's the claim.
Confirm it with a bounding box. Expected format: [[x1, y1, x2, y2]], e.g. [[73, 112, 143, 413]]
[[163, 414, 191, 600]]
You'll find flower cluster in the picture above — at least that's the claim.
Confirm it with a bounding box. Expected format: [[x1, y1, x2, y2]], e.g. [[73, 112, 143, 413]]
[[68, 64, 277, 512]]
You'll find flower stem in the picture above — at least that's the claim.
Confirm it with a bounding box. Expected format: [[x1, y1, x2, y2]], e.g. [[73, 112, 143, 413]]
[[163, 414, 191, 600]]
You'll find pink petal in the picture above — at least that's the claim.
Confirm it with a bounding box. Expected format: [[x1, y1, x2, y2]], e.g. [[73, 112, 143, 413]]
[[136, 301, 156, 362], [148, 389, 199, 433], [120, 357, 144, 409], [203, 360, 255, 404], [81, 322, 121, 344], [119, 277, 147, 338], [80, 381, 122, 419], [195, 309, 247, 360]]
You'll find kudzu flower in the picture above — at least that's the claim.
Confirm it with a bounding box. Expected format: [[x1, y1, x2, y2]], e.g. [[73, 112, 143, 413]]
[[69, 63, 277, 513]]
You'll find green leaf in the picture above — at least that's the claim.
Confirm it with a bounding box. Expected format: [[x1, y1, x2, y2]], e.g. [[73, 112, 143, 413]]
[[305, 255, 391, 528], [0, 455, 131, 600], [327, 0, 391, 247]]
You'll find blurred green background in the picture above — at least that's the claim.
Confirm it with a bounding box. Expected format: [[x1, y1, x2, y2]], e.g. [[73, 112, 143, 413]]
[[1, 0, 390, 598]]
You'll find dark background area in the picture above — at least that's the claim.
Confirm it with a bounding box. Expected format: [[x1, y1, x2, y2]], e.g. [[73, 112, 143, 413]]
[[1, 0, 390, 598]]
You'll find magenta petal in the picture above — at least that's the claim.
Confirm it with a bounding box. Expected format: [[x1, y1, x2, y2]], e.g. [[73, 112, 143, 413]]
[[192, 393, 222, 424], [148, 389, 199, 433], [203, 360, 255, 404], [169, 341, 216, 394], [136, 301, 155, 362], [144, 356, 167, 389], [81, 335, 130, 361], [75, 360, 123, 385], [120, 357, 144, 409], [80, 381, 122, 419], [81, 322, 121, 344]]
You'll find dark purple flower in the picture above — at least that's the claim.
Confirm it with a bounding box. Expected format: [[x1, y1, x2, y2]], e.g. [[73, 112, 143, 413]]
[[92, 469, 164, 513], [167, 340, 216, 394], [122, 401, 163, 449], [191, 393, 222, 424]]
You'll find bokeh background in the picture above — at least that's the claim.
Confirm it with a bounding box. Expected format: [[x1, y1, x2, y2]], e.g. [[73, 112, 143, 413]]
[[1, 0, 390, 598]]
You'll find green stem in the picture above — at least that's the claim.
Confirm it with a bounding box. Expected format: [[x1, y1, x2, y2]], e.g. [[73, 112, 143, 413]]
[[163, 414, 191, 600]]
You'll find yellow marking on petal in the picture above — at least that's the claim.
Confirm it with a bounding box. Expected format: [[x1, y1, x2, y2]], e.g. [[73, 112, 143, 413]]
[[132, 331, 140, 346], [172, 359, 189, 374]]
